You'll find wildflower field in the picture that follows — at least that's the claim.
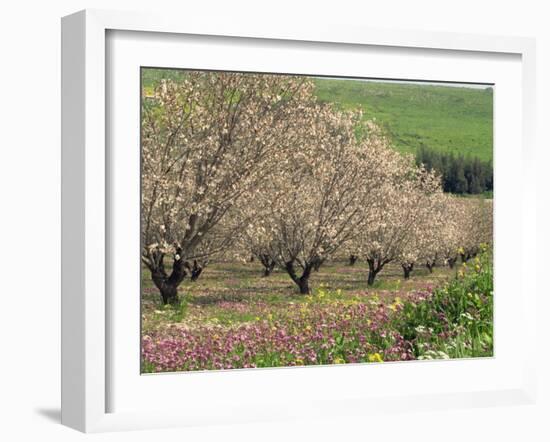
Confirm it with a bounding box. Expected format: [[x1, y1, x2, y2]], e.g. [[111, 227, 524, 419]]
[[141, 249, 493, 373], [140, 70, 493, 373]]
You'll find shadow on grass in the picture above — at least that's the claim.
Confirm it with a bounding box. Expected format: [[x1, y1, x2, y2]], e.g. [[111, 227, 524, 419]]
[[141, 261, 454, 309]]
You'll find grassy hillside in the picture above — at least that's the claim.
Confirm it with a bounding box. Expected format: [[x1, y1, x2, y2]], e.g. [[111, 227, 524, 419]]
[[141, 69, 493, 162], [314, 78, 493, 162]]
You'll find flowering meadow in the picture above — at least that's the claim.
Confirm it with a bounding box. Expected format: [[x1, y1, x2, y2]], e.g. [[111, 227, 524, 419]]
[[141, 248, 493, 373], [140, 69, 493, 373]]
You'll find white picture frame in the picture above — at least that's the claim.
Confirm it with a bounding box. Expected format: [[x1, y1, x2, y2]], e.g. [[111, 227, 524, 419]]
[[61, 9, 537, 433]]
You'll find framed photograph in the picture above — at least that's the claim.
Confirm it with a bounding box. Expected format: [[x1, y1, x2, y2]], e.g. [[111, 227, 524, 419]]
[[61, 9, 537, 432]]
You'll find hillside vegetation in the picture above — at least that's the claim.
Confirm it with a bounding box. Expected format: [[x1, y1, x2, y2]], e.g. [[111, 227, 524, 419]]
[[314, 78, 493, 162]]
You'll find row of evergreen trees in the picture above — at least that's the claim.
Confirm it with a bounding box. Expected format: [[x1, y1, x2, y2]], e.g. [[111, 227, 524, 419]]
[[415, 145, 493, 195]]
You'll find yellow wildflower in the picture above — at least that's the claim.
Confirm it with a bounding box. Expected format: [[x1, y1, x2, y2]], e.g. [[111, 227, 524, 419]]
[[368, 353, 383, 363]]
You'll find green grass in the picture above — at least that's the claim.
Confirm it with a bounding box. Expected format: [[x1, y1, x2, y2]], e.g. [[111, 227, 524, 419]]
[[314, 78, 493, 162], [395, 249, 493, 359], [141, 259, 456, 345], [141, 256, 493, 371], [141, 260, 454, 317], [142, 67, 187, 90]]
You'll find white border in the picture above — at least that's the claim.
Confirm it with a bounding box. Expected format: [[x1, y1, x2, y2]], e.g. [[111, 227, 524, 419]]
[[108, 29, 522, 413], [61, 9, 537, 433]]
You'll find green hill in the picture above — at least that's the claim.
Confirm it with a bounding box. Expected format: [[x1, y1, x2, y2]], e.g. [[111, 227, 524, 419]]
[[314, 78, 493, 162]]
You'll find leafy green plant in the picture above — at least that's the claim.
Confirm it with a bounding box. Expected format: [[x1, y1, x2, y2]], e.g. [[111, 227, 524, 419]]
[[394, 245, 493, 359]]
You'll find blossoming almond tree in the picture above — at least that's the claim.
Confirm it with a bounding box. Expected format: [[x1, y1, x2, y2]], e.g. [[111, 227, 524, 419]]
[[400, 194, 493, 276], [141, 70, 493, 302], [399, 188, 449, 278], [353, 161, 442, 286], [141, 72, 319, 304], [399, 198, 440, 278], [431, 194, 463, 269], [250, 117, 402, 294], [456, 197, 493, 262], [238, 223, 279, 277]]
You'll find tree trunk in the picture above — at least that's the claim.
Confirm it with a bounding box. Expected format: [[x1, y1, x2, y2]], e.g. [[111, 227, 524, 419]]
[[149, 249, 187, 305], [157, 282, 179, 305], [312, 257, 324, 272], [426, 261, 435, 273], [263, 261, 276, 277], [348, 255, 358, 266], [448, 257, 457, 269], [367, 269, 377, 286], [191, 268, 203, 281], [367, 259, 379, 286], [285, 260, 312, 294], [185, 260, 205, 282], [402, 263, 414, 279], [258, 254, 276, 277], [297, 277, 310, 294]]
